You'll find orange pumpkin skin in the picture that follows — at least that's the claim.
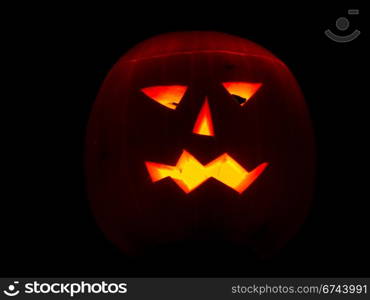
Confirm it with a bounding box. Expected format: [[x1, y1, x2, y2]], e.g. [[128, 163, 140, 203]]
[[85, 32, 315, 258]]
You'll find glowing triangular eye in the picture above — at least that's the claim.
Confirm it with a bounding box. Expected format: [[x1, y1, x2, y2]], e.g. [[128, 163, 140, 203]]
[[141, 85, 187, 110], [222, 82, 262, 106]]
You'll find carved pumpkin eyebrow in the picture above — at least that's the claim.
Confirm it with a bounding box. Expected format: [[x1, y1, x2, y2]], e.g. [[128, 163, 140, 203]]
[[141, 85, 187, 110], [222, 82, 262, 106]]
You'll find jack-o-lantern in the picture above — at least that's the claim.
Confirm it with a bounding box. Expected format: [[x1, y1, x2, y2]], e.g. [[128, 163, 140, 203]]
[[85, 31, 315, 258]]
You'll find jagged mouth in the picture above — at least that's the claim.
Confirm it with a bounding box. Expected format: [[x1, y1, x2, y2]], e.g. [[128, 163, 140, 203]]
[[145, 150, 268, 194]]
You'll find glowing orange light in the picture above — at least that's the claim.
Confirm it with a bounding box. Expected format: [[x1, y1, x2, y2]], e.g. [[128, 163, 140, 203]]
[[192, 99, 214, 136], [222, 82, 262, 106], [145, 150, 268, 194], [141, 85, 187, 110]]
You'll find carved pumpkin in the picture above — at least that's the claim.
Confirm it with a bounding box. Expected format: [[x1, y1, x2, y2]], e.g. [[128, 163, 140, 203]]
[[85, 31, 315, 258]]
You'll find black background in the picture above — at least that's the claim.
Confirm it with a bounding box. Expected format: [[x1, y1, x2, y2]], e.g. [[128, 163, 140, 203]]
[[3, 5, 368, 277]]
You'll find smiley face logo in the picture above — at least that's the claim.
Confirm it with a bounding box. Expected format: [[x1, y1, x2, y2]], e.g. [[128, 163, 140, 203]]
[[3, 282, 20, 297], [325, 9, 360, 43]]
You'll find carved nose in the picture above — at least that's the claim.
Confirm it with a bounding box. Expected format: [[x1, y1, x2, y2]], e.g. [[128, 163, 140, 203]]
[[192, 98, 214, 136]]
